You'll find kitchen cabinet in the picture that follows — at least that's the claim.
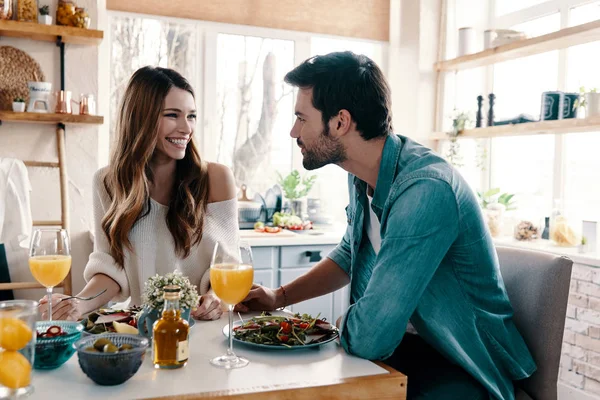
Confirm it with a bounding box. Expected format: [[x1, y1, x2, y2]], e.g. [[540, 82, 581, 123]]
[[250, 243, 349, 323]]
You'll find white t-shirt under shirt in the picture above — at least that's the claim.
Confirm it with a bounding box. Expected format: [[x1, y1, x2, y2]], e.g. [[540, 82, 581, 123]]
[[366, 189, 418, 336], [83, 167, 240, 306]]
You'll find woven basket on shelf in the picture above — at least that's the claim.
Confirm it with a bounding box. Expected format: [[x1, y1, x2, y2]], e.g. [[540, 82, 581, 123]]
[[0, 46, 46, 110]]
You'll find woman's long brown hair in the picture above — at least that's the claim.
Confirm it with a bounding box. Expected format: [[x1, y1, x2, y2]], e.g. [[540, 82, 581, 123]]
[[102, 66, 209, 268]]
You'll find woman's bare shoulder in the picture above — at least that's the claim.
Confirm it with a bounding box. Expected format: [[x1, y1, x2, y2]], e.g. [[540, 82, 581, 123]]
[[207, 162, 237, 203]]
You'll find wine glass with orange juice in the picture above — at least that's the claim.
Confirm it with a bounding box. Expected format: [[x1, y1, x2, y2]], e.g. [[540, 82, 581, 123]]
[[209, 241, 254, 369], [28, 229, 71, 321]]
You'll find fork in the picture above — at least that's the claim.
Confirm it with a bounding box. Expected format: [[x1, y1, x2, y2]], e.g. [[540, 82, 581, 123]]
[[59, 289, 107, 302]]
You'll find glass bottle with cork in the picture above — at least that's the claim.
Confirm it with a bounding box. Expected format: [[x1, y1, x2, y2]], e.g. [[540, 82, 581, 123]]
[[153, 285, 190, 369]]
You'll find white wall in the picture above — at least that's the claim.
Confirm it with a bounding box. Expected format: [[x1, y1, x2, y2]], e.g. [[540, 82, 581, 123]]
[[3, 0, 104, 299], [387, 0, 440, 144]]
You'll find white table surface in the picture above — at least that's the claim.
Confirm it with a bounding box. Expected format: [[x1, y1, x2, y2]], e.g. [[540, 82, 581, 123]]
[[30, 313, 388, 399]]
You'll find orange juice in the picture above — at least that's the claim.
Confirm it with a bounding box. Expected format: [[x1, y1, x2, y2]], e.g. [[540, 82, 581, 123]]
[[28, 255, 71, 288], [210, 264, 254, 305]]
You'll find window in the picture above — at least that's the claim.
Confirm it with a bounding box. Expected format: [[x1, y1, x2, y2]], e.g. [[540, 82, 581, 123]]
[[108, 14, 388, 225], [495, 0, 549, 17], [109, 15, 197, 146], [214, 34, 295, 195], [306, 37, 387, 224], [439, 4, 600, 234], [564, 1, 600, 224], [488, 14, 560, 218]]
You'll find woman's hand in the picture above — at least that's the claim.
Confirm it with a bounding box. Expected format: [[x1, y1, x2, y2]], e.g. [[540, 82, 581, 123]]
[[192, 293, 223, 320], [38, 294, 83, 321]]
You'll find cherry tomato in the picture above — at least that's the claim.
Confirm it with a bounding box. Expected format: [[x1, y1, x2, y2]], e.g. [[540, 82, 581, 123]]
[[280, 335, 289, 342], [280, 321, 292, 334]]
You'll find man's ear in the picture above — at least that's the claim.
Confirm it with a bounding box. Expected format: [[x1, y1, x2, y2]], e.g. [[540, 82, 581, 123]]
[[331, 109, 352, 138]]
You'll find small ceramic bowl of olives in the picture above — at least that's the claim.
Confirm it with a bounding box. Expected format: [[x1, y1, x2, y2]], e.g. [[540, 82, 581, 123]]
[[73, 333, 148, 385]]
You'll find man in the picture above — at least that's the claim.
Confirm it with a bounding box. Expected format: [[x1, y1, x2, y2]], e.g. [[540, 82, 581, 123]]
[[237, 52, 535, 399]]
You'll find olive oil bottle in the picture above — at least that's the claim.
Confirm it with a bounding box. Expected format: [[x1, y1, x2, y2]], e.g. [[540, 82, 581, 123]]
[[153, 285, 190, 369]]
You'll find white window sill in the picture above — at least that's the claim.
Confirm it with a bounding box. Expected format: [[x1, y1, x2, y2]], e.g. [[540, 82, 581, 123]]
[[493, 236, 600, 268]]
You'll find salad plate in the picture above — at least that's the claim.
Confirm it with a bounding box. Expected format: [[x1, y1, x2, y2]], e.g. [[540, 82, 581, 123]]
[[223, 312, 338, 350]]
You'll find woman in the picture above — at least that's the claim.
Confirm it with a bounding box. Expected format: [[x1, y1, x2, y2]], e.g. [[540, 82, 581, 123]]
[[39, 66, 239, 321]]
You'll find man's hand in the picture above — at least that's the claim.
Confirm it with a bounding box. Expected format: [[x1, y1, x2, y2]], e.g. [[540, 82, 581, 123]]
[[234, 284, 281, 312]]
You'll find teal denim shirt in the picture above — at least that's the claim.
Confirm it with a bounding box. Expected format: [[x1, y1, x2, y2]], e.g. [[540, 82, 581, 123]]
[[328, 134, 536, 400]]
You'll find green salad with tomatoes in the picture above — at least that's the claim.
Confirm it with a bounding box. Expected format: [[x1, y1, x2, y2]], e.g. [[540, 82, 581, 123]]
[[232, 312, 338, 347]]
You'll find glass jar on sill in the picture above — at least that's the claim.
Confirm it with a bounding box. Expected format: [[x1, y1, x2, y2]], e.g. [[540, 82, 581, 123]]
[[17, 0, 37, 22], [0, 0, 13, 20], [484, 202, 505, 238], [56, 0, 75, 26], [514, 220, 539, 241]]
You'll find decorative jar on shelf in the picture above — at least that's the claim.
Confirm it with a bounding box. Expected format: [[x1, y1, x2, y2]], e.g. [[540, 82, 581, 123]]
[[56, 0, 75, 26], [17, 0, 37, 22], [72, 7, 90, 28], [0, 0, 13, 20]]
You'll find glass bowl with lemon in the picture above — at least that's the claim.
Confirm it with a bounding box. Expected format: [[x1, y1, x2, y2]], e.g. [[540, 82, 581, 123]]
[[0, 300, 37, 399], [34, 321, 84, 369]]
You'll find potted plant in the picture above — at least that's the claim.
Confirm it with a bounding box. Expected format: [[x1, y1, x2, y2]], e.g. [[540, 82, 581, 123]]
[[137, 271, 199, 338], [38, 5, 52, 25], [580, 236, 588, 253], [12, 97, 25, 112], [445, 110, 473, 167], [277, 169, 317, 218], [574, 86, 600, 118]]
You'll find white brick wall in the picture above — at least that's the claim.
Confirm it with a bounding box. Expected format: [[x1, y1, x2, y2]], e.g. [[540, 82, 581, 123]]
[[560, 263, 600, 398]]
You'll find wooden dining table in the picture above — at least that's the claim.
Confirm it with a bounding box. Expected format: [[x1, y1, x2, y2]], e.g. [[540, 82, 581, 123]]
[[31, 312, 407, 399]]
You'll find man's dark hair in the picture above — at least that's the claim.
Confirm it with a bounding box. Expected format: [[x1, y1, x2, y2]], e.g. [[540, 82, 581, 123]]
[[284, 51, 393, 140]]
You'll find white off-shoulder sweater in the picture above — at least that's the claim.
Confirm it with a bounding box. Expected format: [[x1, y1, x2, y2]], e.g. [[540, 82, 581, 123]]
[[83, 168, 240, 306]]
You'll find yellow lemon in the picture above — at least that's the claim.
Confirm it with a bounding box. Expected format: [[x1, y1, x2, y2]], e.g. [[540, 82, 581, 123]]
[[0, 318, 32, 351], [112, 321, 138, 335], [0, 351, 31, 389]]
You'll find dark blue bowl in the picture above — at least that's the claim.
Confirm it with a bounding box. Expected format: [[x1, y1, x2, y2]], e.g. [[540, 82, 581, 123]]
[[34, 321, 83, 370], [73, 334, 148, 386]]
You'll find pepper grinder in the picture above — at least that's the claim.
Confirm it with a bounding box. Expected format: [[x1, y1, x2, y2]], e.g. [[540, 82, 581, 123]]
[[487, 93, 495, 127], [476, 95, 484, 128]]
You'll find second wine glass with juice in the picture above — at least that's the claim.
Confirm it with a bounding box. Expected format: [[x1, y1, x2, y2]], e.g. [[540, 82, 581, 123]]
[[28, 229, 71, 321], [209, 241, 254, 369]]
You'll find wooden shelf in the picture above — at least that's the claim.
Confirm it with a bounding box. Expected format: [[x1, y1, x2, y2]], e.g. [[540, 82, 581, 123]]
[[430, 117, 600, 140], [0, 20, 103, 45], [0, 111, 103, 125], [436, 19, 600, 71]]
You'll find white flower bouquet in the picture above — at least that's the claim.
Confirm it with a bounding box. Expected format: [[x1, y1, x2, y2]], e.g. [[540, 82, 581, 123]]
[[141, 271, 200, 311]]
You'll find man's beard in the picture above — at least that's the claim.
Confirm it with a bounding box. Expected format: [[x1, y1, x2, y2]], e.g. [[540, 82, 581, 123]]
[[300, 125, 347, 170]]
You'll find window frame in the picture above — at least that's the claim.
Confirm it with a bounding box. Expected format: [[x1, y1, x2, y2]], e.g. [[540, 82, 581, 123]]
[[479, 0, 597, 210], [107, 10, 388, 169]]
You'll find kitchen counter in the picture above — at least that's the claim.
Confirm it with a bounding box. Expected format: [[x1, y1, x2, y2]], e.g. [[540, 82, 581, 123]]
[[239, 227, 345, 247], [31, 312, 407, 399], [89, 228, 345, 248]]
